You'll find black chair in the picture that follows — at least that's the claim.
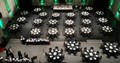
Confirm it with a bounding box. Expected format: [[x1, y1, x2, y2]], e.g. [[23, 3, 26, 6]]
[[84, 47, 87, 51], [49, 48, 52, 52], [90, 47, 94, 50], [99, 56, 102, 60], [55, 46, 58, 49]]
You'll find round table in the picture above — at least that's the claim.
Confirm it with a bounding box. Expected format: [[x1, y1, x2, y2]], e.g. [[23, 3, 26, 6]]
[[39, 12, 47, 17], [30, 28, 41, 36], [20, 11, 28, 16], [82, 49, 100, 61], [96, 11, 104, 16], [52, 13, 60, 18], [20, 35, 25, 41], [103, 42, 119, 54], [48, 28, 59, 35], [98, 17, 108, 23], [82, 19, 91, 25], [65, 19, 74, 26], [33, 19, 43, 25], [102, 26, 113, 33], [64, 40, 80, 51], [67, 12, 75, 18], [64, 28, 75, 36], [81, 11, 89, 16], [47, 48, 64, 62], [17, 17, 26, 23], [85, 6, 93, 11], [9, 24, 20, 31], [48, 19, 58, 25], [81, 27, 92, 34], [34, 7, 41, 13]]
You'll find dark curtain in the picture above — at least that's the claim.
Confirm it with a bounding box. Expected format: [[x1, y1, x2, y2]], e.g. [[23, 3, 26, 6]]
[[18, 0, 33, 10], [93, 0, 110, 11]]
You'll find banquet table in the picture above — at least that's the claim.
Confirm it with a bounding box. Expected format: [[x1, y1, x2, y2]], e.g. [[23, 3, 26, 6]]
[[102, 42, 119, 55], [20, 11, 28, 16], [66, 12, 75, 18], [3, 57, 31, 63], [17, 17, 26, 23], [30, 28, 41, 37], [52, 13, 60, 19], [82, 19, 91, 25], [64, 28, 75, 36], [98, 17, 108, 24], [46, 47, 64, 62], [65, 19, 74, 26], [82, 48, 101, 62], [48, 27, 59, 36], [81, 27, 92, 34], [53, 5, 73, 10], [33, 7, 41, 13], [64, 40, 80, 51], [25, 38, 50, 45], [48, 19, 58, 26], [9, 24, 20, 31], [39, 12, 48, 18], [85, 6, 93, 11], [81, 11, 89, 17], [96, 11, 104, 16], [33, 19, 43, 26], [101, 26, 113, 33]]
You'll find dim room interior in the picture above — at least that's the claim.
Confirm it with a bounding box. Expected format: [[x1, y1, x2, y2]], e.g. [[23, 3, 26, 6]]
[[0, 0, 120, 63]]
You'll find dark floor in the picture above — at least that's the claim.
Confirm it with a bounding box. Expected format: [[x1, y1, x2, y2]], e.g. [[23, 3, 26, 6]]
[[2, 6, 120, 63], [0, 40, 120, 63], [6, 6, 120, 42]]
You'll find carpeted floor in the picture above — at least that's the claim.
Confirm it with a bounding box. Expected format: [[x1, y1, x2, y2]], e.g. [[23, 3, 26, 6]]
[[6, 6, 120, 42], [0, 40, 120, 63]]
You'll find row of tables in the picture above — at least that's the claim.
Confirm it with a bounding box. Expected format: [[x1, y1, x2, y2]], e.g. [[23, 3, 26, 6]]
[[20, 36, 50, 45], [15, 16, 109, 28], [9, 23, 113, 37], [0, 57, 32, 63], [9, 7, 113, 37], [20, 6, 104, 17], [1, 41, 119, 63], [44, 40, 119, 63]]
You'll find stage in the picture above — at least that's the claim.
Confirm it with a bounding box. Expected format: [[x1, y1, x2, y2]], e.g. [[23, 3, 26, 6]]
[[53, 5, 73, 11]]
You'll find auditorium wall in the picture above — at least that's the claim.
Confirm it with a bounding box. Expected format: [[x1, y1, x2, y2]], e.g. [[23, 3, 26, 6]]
[[111, 0, 120, 21], [0, 0, 16, 38], [32, 0, 94, 6]]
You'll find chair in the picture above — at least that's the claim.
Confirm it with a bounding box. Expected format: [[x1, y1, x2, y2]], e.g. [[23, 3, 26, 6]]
[[99, 56, 102, 60], [55, 46, 58, 49], [84, 47, 87, 51], [61, 49, 63, 53], [90, 47, 94, 50], [97, 51, 99, 54], [49, 48, 52, 51]]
